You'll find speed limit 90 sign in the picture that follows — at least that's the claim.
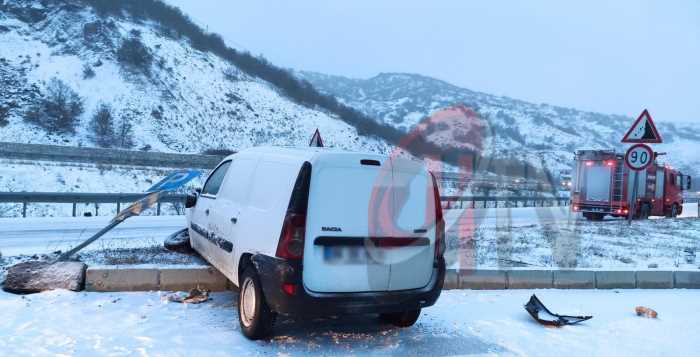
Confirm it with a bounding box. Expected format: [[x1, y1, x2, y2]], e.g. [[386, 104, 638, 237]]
[[625, 144, 654, 171]]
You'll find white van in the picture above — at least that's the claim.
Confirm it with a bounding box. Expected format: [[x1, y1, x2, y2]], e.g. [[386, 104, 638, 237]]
[[185, 147, 446, 339]]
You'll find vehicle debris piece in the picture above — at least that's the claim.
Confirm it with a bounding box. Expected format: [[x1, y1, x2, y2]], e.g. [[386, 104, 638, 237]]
[[635, 306, 658, 318], [164, 287, 210, 304], [524, 294, 592, 327], [164, 228, 194, 254]]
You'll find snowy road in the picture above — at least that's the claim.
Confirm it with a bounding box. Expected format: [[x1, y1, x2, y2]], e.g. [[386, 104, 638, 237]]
[[0, 216, 187, 256], [1, 289, 698, 356], [0, 203, 697, 258]]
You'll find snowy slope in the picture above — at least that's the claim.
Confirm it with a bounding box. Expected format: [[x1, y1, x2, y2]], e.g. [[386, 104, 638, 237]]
[[0, 0, 395, 206], [299, 71, 700, 177], [0, 1, 391, 154]]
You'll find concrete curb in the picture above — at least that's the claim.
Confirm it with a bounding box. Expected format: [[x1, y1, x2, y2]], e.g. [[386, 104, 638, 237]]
[[444, 269, 700, 290], [636, 271, 674, 289], [595, 271, 636, 289], [457, 269, 506, 290], [82, 266, 700, 292], [85, 265, 229, 292], [554, 270, 596, 289], [507, 270, 553, 289]]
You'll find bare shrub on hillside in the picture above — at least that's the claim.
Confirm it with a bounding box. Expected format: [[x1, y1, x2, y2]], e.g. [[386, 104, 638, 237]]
[[90, 103, 116, 147], [26, 78, 84, 134], [117, 36, 153, 73]]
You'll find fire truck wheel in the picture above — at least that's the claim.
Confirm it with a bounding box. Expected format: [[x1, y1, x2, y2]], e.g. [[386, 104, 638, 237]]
[[583, 213, 604, 221], [670, 204, 680, 218], [640, 204, 651, 220]]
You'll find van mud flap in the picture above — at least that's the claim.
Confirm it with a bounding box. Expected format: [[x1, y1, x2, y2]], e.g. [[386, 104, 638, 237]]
[[524, 295, 592, 327]]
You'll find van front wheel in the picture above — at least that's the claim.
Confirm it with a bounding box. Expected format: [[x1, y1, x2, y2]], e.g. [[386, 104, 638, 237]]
[[238, 267, 276, 340], [380, 309, 421, 327]]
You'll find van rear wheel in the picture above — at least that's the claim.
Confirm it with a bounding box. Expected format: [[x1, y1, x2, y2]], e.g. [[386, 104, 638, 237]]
[[380, 309, 421, 327], [238, 267, 276, 340]]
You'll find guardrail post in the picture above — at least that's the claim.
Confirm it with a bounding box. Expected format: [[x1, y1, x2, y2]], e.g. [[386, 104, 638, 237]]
[[22, 201, 27, 218], [95, 203, 99, 217], [495, 200, 498, 208], [72, 202, 76, 217], [157, 202, 161, 216], [116, 201, 121, 213]]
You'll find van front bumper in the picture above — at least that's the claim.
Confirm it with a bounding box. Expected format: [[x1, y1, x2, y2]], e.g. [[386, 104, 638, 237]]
[[251, 254, 446, 317]]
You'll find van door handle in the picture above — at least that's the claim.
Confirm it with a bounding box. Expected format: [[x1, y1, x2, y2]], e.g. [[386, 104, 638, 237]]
[[205, 209, 210, 216]]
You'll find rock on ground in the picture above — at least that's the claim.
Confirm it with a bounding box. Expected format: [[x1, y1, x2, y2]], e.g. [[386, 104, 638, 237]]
[[2, 261, 86, 294]]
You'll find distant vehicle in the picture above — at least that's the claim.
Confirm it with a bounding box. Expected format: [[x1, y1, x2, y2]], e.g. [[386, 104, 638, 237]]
[[571, 150, 692, 220], [185, 147, 446, 339]]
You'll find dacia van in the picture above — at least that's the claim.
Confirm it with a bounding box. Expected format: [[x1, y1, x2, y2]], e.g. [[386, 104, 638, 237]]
[[185, 147, 446, 339]]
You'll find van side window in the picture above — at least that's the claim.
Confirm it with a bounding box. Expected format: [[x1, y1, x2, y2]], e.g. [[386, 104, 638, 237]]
[[202, 161, 231, 196]]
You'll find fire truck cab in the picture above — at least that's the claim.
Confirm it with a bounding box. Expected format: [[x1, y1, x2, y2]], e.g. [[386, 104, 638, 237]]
[[571, 150, 692, 220]]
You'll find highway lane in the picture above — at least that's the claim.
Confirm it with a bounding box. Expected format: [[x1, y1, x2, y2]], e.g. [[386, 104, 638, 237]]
[[0, 215, 187, 256], [0, 203, 696, 257]]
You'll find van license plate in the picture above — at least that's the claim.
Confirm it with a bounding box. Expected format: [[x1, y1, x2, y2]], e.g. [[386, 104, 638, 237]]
[[323, 246, 383, 264]]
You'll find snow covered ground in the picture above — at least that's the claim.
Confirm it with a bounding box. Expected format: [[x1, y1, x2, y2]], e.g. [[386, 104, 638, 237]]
[[1, 288, 698, 356]]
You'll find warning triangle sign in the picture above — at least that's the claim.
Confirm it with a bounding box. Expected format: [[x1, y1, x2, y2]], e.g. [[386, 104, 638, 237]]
[[309, 129, 324, 147], [621, 109, 663, 144]]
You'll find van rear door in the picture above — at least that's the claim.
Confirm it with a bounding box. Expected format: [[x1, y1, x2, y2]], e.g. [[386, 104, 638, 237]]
[[303, 154, 393, 293], [386, 157, 435, 291]]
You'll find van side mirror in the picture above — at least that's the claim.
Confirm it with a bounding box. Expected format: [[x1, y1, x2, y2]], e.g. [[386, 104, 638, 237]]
[[185, 191, 198, 208]]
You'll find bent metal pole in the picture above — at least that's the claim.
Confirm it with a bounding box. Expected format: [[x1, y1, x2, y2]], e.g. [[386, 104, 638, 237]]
[[56, 191, 161, 262]]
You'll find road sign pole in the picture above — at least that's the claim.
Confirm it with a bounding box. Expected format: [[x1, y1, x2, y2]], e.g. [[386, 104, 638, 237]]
[[627, 171, 639, 225]]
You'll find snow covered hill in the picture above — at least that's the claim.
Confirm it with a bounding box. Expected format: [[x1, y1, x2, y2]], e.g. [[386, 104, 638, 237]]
[[0, 0, 390, 154], [0, 0, 399, 212], [299, 71, 700, 177]]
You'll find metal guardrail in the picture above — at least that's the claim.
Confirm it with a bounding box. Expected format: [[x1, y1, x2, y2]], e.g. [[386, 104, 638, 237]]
[[0, 192, 186, 217], [441, 196, 569, 209], [0, 192, 571, 218]]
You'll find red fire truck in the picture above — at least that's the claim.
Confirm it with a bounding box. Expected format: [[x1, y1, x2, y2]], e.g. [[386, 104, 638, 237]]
[[571, 150, 692, 220]]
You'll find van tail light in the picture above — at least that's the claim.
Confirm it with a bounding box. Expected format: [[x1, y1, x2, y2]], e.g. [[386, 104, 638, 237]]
[[430, 172, 445, 259], [276, 213, 306, 259], [276, 162, 311, 260], [281, 283, 297, 296]]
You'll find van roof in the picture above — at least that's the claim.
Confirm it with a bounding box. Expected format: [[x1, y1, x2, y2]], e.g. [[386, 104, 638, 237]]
[[223, 146, 389, 165]]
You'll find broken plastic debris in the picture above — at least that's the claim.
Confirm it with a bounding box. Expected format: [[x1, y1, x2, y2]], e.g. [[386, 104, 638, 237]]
[[635, 306, 658, 318], [163, 287, 210, 304], [524, 294, 592, 327]]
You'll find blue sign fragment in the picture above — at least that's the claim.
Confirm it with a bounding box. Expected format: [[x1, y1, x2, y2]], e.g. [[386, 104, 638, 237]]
[[147, 169, 201, 192]]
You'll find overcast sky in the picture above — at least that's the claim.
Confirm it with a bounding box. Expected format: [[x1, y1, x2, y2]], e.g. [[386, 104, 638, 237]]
[[168, 0, 699, 124]]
